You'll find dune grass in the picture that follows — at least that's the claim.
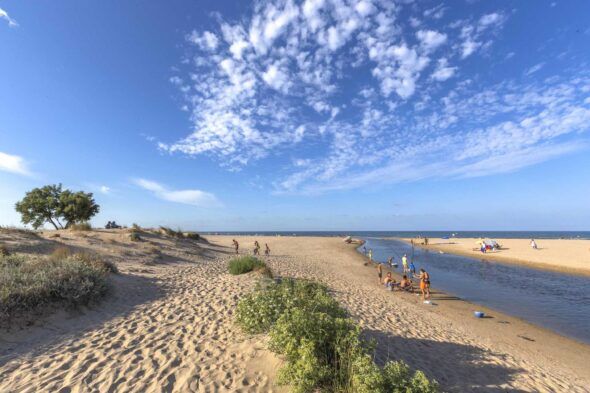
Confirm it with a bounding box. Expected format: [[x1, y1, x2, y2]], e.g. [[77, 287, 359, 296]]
[[69, 222, 92, 231], [236, 279, 438, 393], [228, 256, 267, 275], [0, 250, 114, 320]]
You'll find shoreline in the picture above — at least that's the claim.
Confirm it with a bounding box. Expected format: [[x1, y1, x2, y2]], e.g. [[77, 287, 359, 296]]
[[393, 237, 590, 277], [212, 235, 590, 390]]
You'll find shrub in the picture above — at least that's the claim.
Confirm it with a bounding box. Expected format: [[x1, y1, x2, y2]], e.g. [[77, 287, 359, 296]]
[[74, 252, 118, 274], [159, 226, 183, 238], [0, 253, 111, 320], [0, 245, 9, 257], [236, 279, 438, 393], [183, 232, 200, 240], [129, 232, 141, 242], [50, 246, 71, 260], [228, 256, 267, 275], [132, 223, 141, 231], [70, 222, 92, 231]]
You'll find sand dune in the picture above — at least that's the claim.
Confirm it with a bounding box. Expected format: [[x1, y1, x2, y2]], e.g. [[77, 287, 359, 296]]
[[0, 230, 285, 393]]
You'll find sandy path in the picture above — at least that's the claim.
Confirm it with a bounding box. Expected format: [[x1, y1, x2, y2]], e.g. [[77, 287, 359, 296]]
[[213, 235, 590, 393], [0, 239, 284, 393]]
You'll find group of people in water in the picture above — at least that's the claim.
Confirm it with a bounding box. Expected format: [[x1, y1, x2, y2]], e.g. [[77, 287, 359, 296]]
[[232, 239, 271, 256], [367, 247, 431, 301]]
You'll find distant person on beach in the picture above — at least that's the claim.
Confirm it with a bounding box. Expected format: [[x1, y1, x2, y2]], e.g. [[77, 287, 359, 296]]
[[415, 268, 431, 301], [531, 239, 538, 250], [363, 246, 367, 255], [232, 239, 239, 254], [368, 249, 373, 262], [376, 263, 383, 284], [409, 261, 416, 275], [400, 275, 413, 292], [264, 243, 270, 256], [253, 241, 260, 255], [402, 254, 408, 273]]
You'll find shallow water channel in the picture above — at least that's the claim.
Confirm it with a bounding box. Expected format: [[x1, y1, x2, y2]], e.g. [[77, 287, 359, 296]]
[[360, 237, 590, 344]]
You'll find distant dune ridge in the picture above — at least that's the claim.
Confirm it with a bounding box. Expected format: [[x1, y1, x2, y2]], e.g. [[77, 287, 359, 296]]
[[0, 230, 588, 392]]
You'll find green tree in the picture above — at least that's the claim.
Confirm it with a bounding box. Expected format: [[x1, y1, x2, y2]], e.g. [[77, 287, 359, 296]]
[[14, 184, 100, 230], [59, 190, 100, 228]]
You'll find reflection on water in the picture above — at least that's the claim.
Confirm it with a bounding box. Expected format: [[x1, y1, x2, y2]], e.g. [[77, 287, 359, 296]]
[[361, 238, 590, 344]]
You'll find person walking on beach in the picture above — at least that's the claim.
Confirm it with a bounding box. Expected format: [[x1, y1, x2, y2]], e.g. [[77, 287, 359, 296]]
[[264, 243, 270, 256], [253, 241, 260, 256], [415, 268, 431, 301], [402, 254, 409, 273], [376, 263, 383, 284], [232, 239, 239, 254], [531, 239, 538, 250]]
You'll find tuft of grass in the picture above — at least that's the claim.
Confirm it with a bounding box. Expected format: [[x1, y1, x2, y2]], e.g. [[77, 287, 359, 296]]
[[50, 246, 71, 261], [0, 245, 9, 257], [131, 223, 142, 231], [70, 222, 92, 231], [236, 279, 439, 393], [129, 232, 141, 242], [228, 256, 267, 275], [183, 232, 200, 240], [0, 253, 112, 320]]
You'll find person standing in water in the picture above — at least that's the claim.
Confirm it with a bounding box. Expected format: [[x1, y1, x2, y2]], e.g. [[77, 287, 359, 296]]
[[264, 243, 270, 256], [402, 254, 409, 273], [368, 249, 373, 262], [409, 260, 416, 275], [376, 263, 383, 284], [415, 268, 431, 301], [232, 239, 239, 254]]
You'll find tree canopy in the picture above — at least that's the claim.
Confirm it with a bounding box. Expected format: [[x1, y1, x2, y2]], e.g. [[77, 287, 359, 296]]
[[15, 184, 100, 230]]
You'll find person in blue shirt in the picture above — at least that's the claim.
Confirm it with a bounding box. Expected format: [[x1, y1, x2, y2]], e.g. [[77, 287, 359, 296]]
[[409, 261, 416, 275]]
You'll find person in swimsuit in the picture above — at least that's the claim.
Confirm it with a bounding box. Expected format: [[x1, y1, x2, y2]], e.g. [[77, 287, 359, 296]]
[[377, 263, 383, 284], [402, 254, 408, 273], [232, 239, 239, 254], [383, 272, 396, 290], [414, 268, 431, 301], [264, 243, 270, 256], [399, 275, 413, 292]]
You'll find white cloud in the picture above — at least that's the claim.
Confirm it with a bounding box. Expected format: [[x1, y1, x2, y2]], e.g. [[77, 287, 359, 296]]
[[100, 186, 111, 194], [188, 30, 219, 50], [0, 7, 18, 27], [0, 152, 31, 175], [525, 62, 545, 76], [431, 58, 456, 81], [416, 30, 447, 52], [134, 179, 221, 207]]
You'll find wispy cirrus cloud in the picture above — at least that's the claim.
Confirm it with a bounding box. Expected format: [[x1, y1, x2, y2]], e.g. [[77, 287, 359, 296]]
[[0, 7, 18, 27], [0, 152, 31, 176], [133, 178, 221, 207], [160, 0, 589, 195]]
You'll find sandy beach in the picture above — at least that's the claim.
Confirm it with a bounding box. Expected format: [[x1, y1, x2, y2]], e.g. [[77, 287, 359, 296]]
[[1, 231, 589, 392], [401, 237, 590, 276]]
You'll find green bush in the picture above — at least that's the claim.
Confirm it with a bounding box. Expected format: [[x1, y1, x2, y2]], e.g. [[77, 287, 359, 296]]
[[129, 231, 141, 242], [228, 256, 267, 275], [236, 279, 439, 393], [70, 222, 92, 231], [132, 223, 141, 231], [183, 232, 200, 240], [0, 253, 111, 320]]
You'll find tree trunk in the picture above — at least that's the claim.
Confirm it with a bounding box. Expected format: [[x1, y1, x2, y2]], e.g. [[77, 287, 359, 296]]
[[47, 217, 59, 230], [56, 217, 65, 229]]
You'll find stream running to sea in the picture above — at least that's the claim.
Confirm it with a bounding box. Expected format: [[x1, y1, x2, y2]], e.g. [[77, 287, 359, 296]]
[[359, 237, 590, 345]]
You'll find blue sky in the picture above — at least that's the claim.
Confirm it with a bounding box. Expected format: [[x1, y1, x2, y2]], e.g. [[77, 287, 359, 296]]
[[1, 0, 589, 231]]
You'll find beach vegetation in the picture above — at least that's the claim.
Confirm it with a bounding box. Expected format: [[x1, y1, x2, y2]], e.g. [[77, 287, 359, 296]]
[[129, 231, 141, 242], [236, 279, 438, 393], [228, 256, 267, 275], [70, 222, 92, 231], [0, 245, 9, 257], [0, 252, 113, 320], [15, 184, 99, 230]]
